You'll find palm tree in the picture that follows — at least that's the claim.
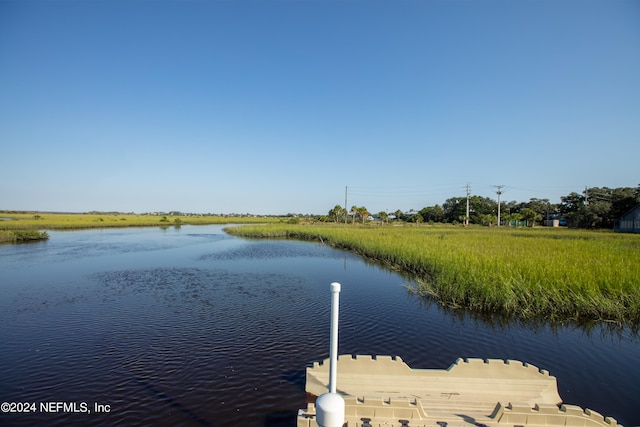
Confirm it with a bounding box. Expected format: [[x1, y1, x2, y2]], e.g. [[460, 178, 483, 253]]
[[511, 213, 523, 227], [521, 208, 542, 227], [377, 211, 389, 225], [350, 206, 358, 224], [357, 206, 369, 224], [329, 205, 346, 223]]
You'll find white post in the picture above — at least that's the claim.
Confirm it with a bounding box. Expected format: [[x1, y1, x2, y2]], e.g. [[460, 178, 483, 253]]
[[329, 281, 340, 393], [315, 282, 345, 427]]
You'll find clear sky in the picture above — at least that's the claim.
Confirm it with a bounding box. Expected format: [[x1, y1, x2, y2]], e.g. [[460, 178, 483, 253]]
[[1, 0, 638, 215]]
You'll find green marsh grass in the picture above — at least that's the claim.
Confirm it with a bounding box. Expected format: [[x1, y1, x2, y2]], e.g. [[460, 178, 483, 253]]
[[226, 223, 640, 325], [0, 212, 278, 231], [0, 212, 279, 244], [0, 229, 49, 243]]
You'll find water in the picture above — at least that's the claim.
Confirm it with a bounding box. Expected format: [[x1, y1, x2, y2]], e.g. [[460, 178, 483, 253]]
[[0, 225, 638, 426]]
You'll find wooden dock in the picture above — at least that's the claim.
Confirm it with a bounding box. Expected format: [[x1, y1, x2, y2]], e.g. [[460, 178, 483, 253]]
[[297, 354, 621, 427]]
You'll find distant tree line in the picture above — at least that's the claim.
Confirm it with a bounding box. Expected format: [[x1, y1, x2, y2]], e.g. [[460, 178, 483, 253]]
[[558, 186, 640, 229], [323, 185, 640, 229]]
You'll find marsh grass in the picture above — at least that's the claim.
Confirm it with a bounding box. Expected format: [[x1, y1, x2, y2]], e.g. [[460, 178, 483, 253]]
[[0, 212, 278, 231], [0, 229, 49, 243], [226, 223, 640, 325], [0, 212, 279, 244]]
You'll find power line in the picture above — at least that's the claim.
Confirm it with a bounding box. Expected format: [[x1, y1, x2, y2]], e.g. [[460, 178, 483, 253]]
[[348, 184, 468, 198], [342, 182, 585, 213]]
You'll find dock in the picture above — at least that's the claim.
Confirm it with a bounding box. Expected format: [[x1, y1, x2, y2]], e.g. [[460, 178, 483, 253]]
[[297, 354, 621, 427]]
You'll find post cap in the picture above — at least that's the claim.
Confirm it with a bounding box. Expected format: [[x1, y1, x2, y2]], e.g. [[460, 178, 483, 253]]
[[316, 392, 345, 427]]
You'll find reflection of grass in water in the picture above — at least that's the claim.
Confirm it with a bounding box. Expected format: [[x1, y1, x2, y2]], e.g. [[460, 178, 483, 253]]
[[198, 240, 343, 262], [227, 224, 640, 325]]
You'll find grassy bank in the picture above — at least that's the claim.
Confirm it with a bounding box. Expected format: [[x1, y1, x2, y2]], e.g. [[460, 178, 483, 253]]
[[0, 212, 280, 244], [225, 223, 640, 325], [0, 212, 279, 230], [0, 229, 49, 243]]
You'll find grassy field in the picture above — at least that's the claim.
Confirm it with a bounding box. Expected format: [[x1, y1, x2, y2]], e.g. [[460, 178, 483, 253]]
[[225, 223, 640, 325], [0, 212, 280, 243]]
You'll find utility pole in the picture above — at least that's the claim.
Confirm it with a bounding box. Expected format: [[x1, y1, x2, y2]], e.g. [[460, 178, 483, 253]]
[[584, 186, 589, 206], [465, 183, 470, 226], [344, 186, 348, 224], [494, 185, 504, 226]]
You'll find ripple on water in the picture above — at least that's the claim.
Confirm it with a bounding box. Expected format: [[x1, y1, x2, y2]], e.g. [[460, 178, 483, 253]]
[[198, 240, 355, 262], [2, 236, 639, 426], [1, 267, 326, 426]]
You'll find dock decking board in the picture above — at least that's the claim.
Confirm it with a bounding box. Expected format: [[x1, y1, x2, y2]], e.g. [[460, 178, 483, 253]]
[[297, 355, 621, 427]]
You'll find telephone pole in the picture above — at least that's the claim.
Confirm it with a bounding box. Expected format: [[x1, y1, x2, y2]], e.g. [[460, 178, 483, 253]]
[[584, 186, 589, 206], [344, 186, 348, 224], [494, 185, 504, 226], [465, 183, 470, 226]]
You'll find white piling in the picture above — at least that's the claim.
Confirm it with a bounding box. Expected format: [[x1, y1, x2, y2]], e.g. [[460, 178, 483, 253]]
[[315, 282, 345, 427], [328, 281, 340, 394]]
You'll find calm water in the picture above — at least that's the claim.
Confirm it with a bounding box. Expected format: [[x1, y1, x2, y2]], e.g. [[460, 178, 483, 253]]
[[0, 225, 638, 426]]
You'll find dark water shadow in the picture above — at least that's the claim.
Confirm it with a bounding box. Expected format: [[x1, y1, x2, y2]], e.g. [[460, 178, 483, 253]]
[[263, 411, 297, 427], [280, 370, 306, 392], [405, 285, 640, 341], [136, 378, 214, 427]]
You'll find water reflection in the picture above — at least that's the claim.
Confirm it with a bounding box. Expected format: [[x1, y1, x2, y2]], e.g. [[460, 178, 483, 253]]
[[0, 225, 638, 426], [406, 282, 639, 339]]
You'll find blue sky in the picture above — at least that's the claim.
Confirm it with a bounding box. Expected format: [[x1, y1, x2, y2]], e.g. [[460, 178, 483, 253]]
[[1, 0, 638, 215]]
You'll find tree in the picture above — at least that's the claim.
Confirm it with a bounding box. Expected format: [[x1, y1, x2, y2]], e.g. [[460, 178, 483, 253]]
[[521, 208, 542, 227], [350, 206, 358, 224], [479, 214, 495, 226], [584, 200, 611, 228], [443, 195, 497, 224], [524, 198, 552, 220], [610, 187, 639, 220], [560, 192, 585, 213], [419, 205, 444, 223], [559, 192, 586, 227], [504, 200, 519, 217], [442, 197, 466, 223], [510, 212, 523, 227], [377, 211, 389, 225], [328, 184, 640, 231], [328, 205, 346, 223], [356, 206, 370, 224], [558, 187, 636, 229]]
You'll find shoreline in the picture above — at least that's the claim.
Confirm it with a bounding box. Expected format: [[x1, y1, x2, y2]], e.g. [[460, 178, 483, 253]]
[[225, 223, 640, 326], [0, 212, 281, 244]]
